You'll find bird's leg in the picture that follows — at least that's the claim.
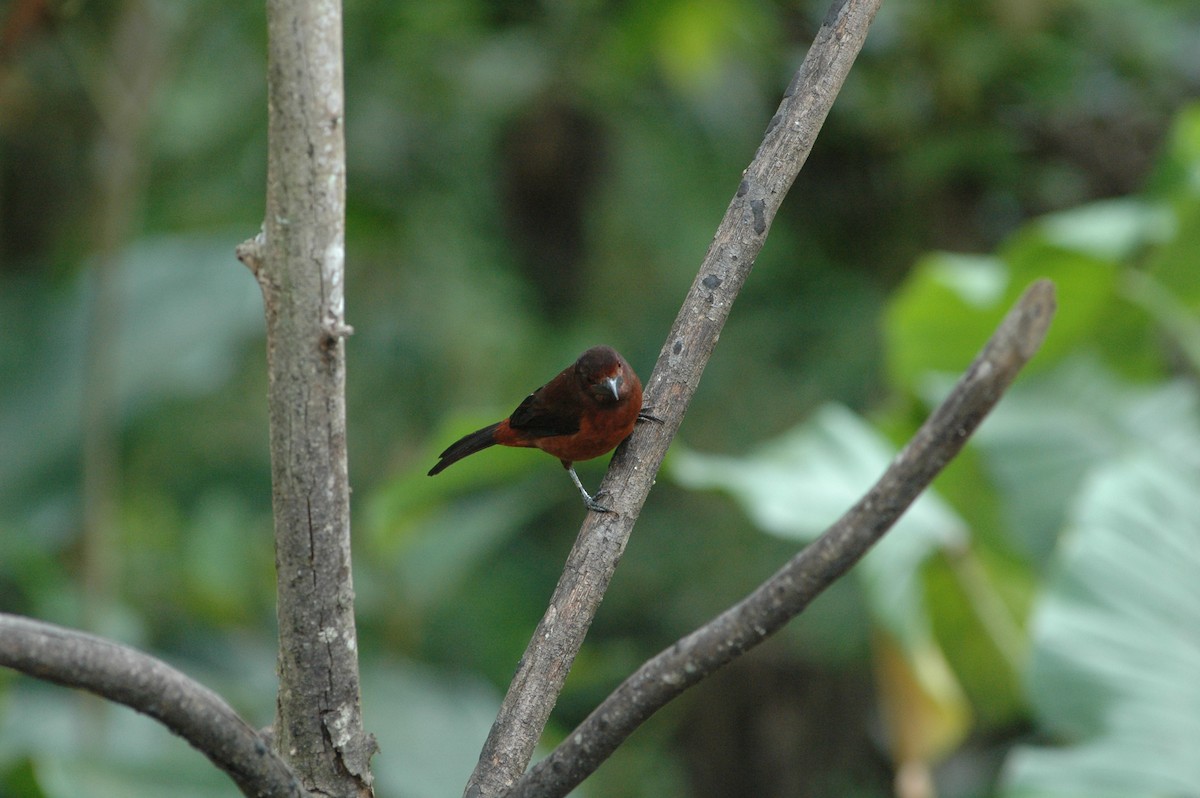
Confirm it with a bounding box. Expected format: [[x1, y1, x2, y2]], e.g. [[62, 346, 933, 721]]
[[566, 465, 612, 513]]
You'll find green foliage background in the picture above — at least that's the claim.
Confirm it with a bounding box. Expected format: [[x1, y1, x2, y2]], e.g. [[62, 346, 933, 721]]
[[1, 1, 1198, 796]]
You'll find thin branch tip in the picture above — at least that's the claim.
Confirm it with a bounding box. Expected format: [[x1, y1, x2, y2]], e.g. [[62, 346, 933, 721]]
[[1015, 278, 1056, 356]]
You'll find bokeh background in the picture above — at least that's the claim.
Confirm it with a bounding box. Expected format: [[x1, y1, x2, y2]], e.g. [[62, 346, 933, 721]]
[[2, 0, 1199, 796]]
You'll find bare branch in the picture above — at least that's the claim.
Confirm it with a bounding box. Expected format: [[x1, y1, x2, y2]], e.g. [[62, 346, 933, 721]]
[[510, 279, 1057, 798], [255, 1, 375, 794], [0, 612, 301, 798], [465, 0, 885, 795]]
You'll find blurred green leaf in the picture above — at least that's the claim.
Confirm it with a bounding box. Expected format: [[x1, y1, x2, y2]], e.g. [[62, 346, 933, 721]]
[[963, 359, 1200, 562], [361, 660, 500, 798], [885, 243, 1121, 393], [671, 404, 965, 650], [1001, 451, 1200, 797], [1146, 102, 1200, 203], [1034, 198, 1174, 262], [883, 252, 1010, 393], [0, 757, 47, 798], [1120, 269, 1200, 374], [1000, 234, 1128, 371], [672, 404, 973, 765]]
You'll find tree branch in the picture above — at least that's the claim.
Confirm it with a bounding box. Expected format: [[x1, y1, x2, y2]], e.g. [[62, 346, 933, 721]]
[[248, 1, 375, 795], [465, 1, 885, 796], [510, 279, 1056, 797], [0, 613, 301, 798]]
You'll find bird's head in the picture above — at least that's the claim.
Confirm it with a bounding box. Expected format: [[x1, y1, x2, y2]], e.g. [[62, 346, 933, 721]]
[[575, 346, 635, 405]]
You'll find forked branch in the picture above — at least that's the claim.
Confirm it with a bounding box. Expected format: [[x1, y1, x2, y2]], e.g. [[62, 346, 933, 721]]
[[509, 279, 1056, 798]]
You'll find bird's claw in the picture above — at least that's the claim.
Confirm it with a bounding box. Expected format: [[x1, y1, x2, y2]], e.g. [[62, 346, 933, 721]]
[[585, 490, 613, 514], [637, 408, 664, 424]]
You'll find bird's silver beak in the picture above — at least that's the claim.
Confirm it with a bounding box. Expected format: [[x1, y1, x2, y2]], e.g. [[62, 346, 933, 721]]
[[604, 375, 621, 401]]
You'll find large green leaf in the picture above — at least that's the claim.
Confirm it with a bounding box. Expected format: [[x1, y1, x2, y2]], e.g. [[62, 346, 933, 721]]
[[672, 404, 975, 762], [1034, 198, 1174, 263], [671, 405, 966, 666], [885, 244, 1124, 391], [1001, 450, 1200, 797], [963, 358, 1200, 562], [884, 252, 1011, 392], [883, 199, 1184, 395]]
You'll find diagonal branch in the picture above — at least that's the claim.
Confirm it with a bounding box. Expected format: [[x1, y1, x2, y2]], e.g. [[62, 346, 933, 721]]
[[0, 612, 302, 798], [464, 1, 885, 796], [510, 279, 1057, 798]]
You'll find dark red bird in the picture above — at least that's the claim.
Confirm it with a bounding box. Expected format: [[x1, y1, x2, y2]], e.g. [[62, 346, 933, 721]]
[[428, 346, 649, 512]]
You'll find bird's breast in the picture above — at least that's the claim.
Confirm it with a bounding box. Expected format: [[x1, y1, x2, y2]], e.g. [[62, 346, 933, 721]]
[[532, 398, 641, 462]]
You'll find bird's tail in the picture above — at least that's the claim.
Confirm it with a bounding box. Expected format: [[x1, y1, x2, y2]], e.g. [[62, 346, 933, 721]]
[[427, 422, 502, 476]]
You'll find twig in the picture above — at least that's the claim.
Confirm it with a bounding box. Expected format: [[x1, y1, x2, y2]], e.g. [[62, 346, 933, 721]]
[[0, 613, 302, 798], [509, 279, 1057, 798], [464, 1, 885, 796]]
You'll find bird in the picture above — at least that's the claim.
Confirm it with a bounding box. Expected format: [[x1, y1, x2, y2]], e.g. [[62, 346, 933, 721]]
[[428, 345, 654, 512]]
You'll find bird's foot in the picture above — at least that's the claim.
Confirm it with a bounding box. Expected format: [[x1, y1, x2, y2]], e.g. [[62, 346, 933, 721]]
[[583, 490, 613, 514], [567, 465, 614, 513]]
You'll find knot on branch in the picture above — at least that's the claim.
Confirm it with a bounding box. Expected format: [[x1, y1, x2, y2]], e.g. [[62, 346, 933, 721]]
[[236, 230, 266, 278]]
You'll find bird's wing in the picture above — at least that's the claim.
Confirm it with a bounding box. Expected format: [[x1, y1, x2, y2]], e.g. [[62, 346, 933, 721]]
[[507, 388, 581, 438]]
